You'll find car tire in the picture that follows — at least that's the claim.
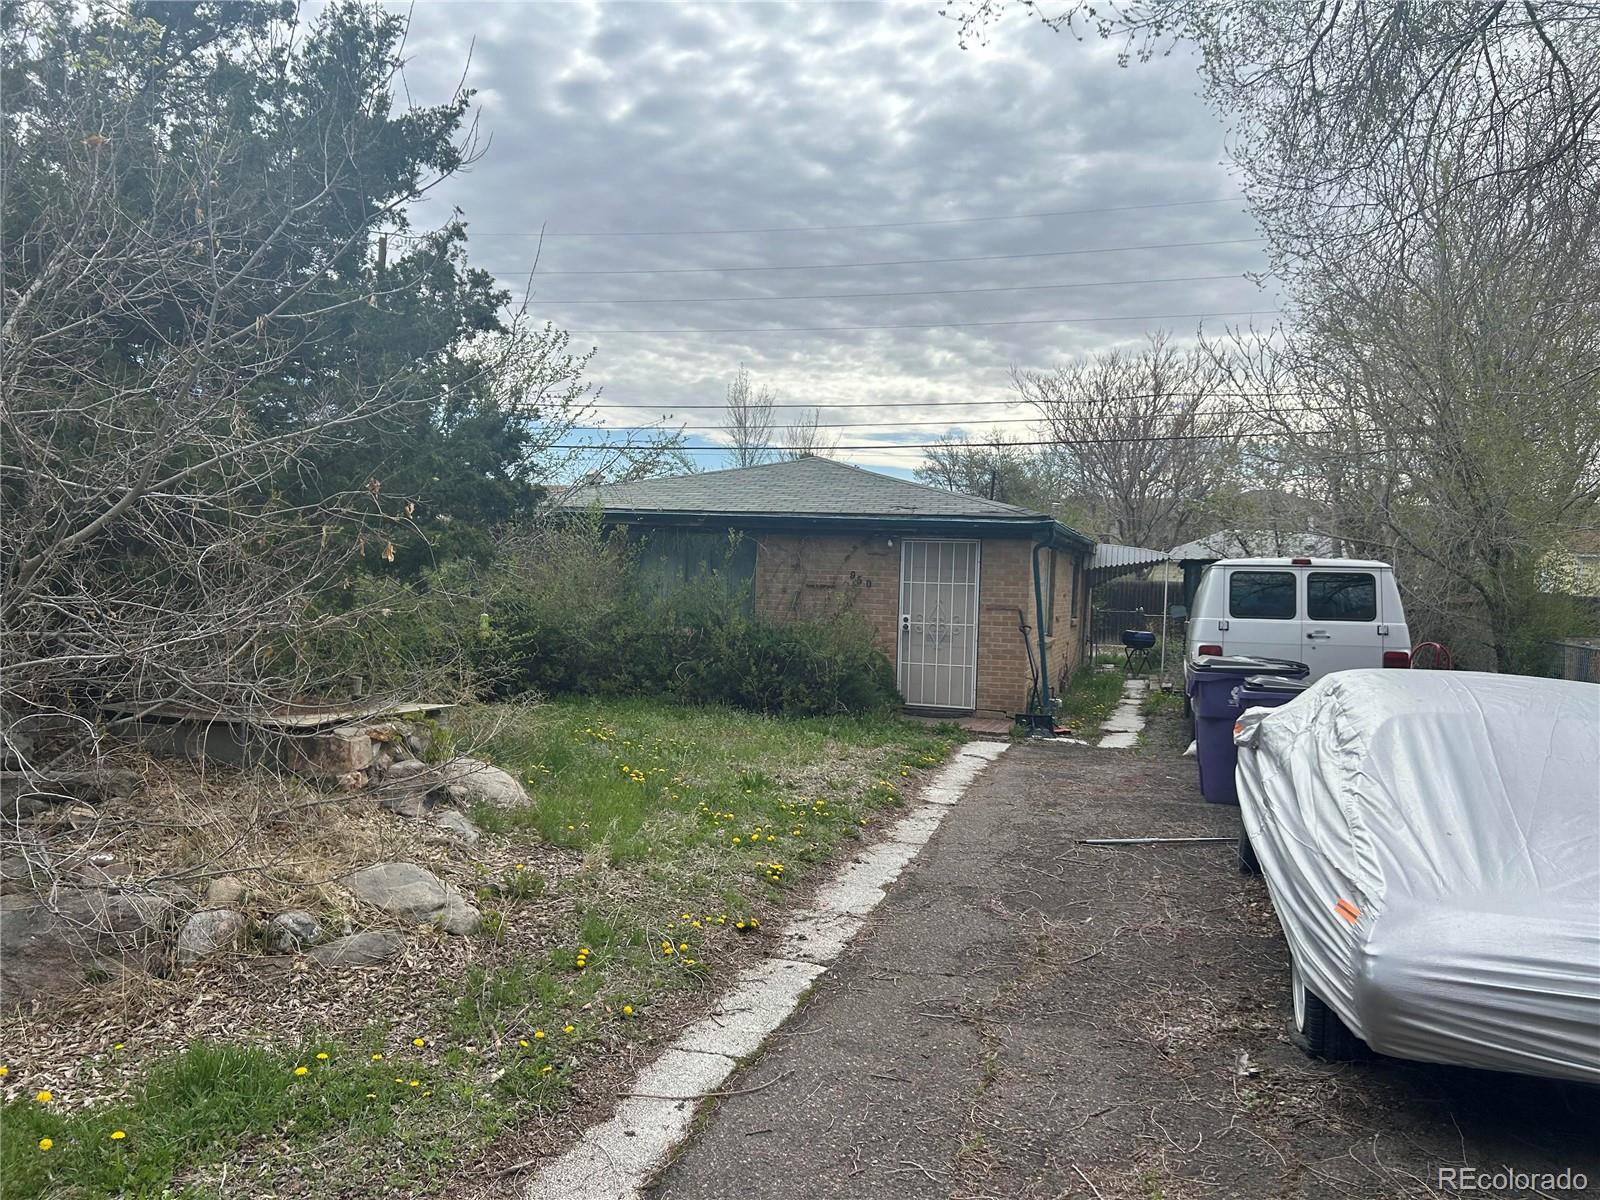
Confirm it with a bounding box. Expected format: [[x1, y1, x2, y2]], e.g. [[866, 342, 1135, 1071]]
[[1237, 831, 1261, 875], [1290, 959, 1365, 1061]]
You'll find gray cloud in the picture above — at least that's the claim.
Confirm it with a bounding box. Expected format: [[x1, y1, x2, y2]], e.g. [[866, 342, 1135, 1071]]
[[398, 1, 1274, 471]]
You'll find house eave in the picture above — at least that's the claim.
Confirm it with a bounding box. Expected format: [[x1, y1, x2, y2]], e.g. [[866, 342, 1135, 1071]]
[[580, 507, 1094, 554]]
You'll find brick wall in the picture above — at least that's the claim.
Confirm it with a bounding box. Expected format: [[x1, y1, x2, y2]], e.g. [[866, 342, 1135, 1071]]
[[753, 533, 900, 656], [753, 531, 1089, 718]]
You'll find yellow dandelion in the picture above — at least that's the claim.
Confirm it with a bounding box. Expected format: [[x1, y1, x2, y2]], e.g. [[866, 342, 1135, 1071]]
[[412, 1037, 426, 1047], [315, 1052, 329, 1061], [110, 1130, 126, 1141], [678, 942, 689, 952], [519, 1039, 530, 1048], [294, 1066, 308, 1076], [366, 1092, 377, 1099], [371, 1053, 384, 1061], [533, 1030, 546, 1040], [541, 1065, 554, 1074], [0, 1066, 7, 1077], [622, 1005, 634, 1016], [34, 1090, 52, 1104], [409, 1079, 420, 1088], [563, 1024, 576, 1034], [38, 1137, 53, 1151]]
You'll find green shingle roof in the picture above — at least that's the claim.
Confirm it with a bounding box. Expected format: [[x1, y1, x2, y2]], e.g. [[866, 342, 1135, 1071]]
[[564, 456, 1092, 549]]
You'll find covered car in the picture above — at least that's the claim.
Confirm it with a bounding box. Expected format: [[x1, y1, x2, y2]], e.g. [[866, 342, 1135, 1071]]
[[1234, 670, 1600, 1082]]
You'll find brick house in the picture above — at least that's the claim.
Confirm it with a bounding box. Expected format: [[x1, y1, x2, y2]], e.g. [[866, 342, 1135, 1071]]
[[569, 456, 1095, 718]]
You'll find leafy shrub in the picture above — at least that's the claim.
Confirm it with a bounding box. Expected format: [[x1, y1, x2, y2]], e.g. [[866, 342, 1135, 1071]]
[[314, 515, 898, 716]]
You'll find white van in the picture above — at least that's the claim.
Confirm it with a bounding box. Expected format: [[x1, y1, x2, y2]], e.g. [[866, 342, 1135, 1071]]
[[1184, 558, 1412, 682]]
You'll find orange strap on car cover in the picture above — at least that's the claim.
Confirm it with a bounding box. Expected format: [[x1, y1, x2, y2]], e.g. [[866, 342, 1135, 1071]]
[[1333, 898, 1361, 924]]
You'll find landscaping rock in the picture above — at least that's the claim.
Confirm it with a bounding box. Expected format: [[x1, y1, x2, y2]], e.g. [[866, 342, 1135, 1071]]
[[205, 875, 247, 907], [340, 862, 480, 934], [432, 809, 481, 845], [0, 887, 173, 999], [1, 832, 48, 893], [266, 910, 323, 953], [308, 930, 404, 968], [437, 756, 528, 810], [372, 758, 432, 816], [376, 789, 428, 819], [401, 723, 435, 761], [0, 768, 139, 820], [176, 907, 246, 964], [284, 725, 376, 777]]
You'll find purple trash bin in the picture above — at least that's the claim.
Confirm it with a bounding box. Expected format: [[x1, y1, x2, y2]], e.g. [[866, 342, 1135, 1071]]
[[1186, 655, 1308, 805]]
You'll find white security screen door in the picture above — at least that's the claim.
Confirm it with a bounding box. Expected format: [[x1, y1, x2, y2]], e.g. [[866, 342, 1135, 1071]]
[[898, 540, 980, 710]]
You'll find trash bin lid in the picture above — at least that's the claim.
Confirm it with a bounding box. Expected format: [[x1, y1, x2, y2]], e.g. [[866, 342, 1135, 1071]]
[[1190, 654, 1309, 676], [1240, 674, 1312, 694]]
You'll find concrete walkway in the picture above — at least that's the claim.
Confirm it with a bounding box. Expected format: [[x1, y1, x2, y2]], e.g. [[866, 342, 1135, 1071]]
[[1095, 675, 1147, 748]]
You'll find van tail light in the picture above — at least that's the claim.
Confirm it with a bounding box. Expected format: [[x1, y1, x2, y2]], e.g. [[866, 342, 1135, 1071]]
[[1383, 651, 1411, 669], [1198, 644, 1223, 656]]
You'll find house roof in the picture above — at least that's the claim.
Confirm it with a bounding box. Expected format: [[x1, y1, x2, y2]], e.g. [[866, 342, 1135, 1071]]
[[565, 456, 1093, 550]]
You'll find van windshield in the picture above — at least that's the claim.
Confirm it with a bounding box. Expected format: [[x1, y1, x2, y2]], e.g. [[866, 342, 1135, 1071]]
[[1229, 571, 1296, 619]]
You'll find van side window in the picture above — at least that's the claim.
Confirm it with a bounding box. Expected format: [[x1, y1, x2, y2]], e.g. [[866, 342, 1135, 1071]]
[[1308, 572, 1377, 621], [1229, 571, 1296, 619]]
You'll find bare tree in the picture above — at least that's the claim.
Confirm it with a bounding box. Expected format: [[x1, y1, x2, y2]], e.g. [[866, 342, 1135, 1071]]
[[777, 408, 841, 460], [721, 365, 777, 467], [914, 433, 1079, 517], [1013, 333, 1243, 548]]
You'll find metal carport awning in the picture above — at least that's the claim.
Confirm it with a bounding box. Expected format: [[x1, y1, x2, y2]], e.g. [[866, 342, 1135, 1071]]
[[1088, 543, 1172, 582]]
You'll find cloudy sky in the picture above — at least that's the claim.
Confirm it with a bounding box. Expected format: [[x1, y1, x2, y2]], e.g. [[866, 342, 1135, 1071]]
[[398, 1, 1275, 475]]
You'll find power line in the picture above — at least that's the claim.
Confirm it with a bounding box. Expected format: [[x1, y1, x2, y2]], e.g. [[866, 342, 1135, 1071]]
[[581, 389, 1309, 411], [394, 196, 1247, 240], [529, 272, 1249, 306], [566, 309, 1279, 336], [593, 403, 1372, 432], [546, 428, 1419, 452], [491, 236, 1267, 278]]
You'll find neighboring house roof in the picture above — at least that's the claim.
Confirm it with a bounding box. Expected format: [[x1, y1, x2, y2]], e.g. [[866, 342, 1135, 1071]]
[[1170, 528, 1337, 561], [565, 456, 1093, 551]]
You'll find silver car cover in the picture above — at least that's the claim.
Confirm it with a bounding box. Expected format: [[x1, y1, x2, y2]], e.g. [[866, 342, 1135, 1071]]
[[1235, 670, 1600, 1082]]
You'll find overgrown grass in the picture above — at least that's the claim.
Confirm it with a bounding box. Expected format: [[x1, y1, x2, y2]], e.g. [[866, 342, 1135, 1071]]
[[1053, 663, 1128, 733], [1, 698, 958, 1198]]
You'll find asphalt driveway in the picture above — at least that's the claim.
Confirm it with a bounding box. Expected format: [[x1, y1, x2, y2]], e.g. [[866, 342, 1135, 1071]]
[[647, 712, 1600, 1200]]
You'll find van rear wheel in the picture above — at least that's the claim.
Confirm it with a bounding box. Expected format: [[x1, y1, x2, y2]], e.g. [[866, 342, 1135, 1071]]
[[1290, 959, 1364, 1061]]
